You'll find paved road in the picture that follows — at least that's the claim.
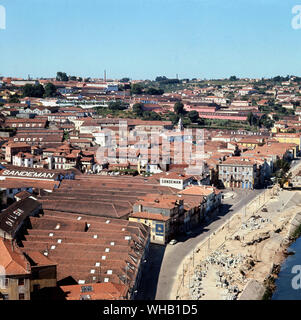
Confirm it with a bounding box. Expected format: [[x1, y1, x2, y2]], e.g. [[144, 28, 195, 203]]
[[135, 188, 262, 300]]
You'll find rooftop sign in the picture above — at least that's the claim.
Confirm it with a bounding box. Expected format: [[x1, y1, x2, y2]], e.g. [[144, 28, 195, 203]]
[[1, 169, 56, 180]]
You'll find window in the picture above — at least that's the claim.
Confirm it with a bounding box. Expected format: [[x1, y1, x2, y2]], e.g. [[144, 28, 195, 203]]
[[18, 278, 24, 286], [19, 293, 25, 300], [107, 270, 112, 275]]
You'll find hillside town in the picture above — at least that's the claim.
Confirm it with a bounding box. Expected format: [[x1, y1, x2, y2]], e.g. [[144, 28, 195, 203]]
[[0, 73, 301, 301]]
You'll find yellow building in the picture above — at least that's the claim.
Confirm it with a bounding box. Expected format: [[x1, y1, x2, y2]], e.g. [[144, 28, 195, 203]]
[[274, 133, 301, 150], [129, 212, 170, 245]]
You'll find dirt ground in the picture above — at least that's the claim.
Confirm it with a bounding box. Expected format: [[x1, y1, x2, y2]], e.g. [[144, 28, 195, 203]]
[[172, 188, 301, 300]]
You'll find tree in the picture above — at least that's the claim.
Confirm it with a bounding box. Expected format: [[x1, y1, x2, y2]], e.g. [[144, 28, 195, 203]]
[[146, 87, 164, 95], [275, 159, 291, 187], [174, 101, 185, 115], [44, 83, 57, 97], [229, 75, 238, 81], [247, 112, 255, 126], [69, 76, 77, 81], [8, 94, 20, 103], [108, 101, 128, 110], [120, 77, 130, 83], [63, 131, 70, 141], [167, 112, 180, 125], [155, 76, 180, 84], [131, 83, 143, 95], [187, 110, 199, 123], [56, 72, 69, 82], [78, 77, 83, 82], [132, 103, 144, 117], [22, 84, 45, 98], [142, 111, 161, 121], [155, 76, 168, 82]]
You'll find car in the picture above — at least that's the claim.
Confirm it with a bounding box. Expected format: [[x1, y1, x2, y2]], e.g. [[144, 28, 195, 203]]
[[185, 231, 193, 236], [169, 239, 177, 245], [261, 207, 268, 212]]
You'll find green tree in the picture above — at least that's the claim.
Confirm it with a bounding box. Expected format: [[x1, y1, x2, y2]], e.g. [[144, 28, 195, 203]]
[[187, 110, 199, 123], [56, 72, 69, 82], [247, 112, 256, 126], [174, 101, 185, 115], [146, 87, 164, 95], [132, 103, 144, 117], [142, 111, 161, 121], [22, 84, 45, 98], [155, 76, 168, 82], [167, 112, 180, 125], [63, 131, 70, 141], [44, 83, 57, 97], [108, 101, 128, 110], [120, 77, 130, 83], [8, 94, 20, 103], [131, 83, 143, 95]]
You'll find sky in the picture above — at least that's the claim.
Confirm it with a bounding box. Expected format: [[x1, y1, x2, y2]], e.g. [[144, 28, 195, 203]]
[[0, 0, 301, 80]]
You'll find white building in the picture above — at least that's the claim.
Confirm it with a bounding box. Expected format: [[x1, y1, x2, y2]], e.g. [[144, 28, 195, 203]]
[[12, 153, 34, 168]]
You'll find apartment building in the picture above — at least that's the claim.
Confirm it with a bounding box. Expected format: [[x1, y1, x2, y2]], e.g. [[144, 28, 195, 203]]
[[218, 158, 258, 189], [0, 239, 31, 300]]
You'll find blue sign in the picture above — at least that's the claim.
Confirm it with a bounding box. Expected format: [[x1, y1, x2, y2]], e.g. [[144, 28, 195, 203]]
[[155, 223, 164, 236]]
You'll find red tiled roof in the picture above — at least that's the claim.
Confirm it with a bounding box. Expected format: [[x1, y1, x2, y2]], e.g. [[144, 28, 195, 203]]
[[60, 282, 129, 300], [130, 211, 170, 222]]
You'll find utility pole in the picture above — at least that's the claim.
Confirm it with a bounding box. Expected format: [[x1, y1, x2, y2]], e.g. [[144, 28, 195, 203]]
[[208, 235, 210, 252], [182, 263, 185, 287], [192, 250, 194, 268], [188, 263, 190, 289]]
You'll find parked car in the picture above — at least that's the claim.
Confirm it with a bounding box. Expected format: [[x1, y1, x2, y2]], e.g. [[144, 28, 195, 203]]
[[261, 207, 268, 212], [169, 239, 177, 245]]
